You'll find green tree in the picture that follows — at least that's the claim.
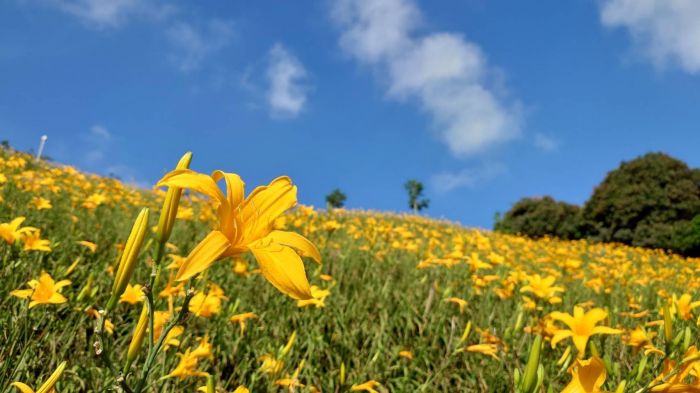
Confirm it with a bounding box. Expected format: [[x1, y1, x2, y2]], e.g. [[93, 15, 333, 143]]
[[325, 188, 347, 209], [495, 196, 583, 240], [405, 179, 429, 212], [583, 152, 700, 251]]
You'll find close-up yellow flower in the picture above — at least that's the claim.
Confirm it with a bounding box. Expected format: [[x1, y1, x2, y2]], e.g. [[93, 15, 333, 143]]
[[157, 169, 321, 299], [561, 357, 610, 393], [10, 272, 70, 308], [550, 307, 622, 356]]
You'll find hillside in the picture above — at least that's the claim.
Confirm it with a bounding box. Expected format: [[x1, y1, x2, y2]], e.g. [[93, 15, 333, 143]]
[[2, 149, 699, 392]]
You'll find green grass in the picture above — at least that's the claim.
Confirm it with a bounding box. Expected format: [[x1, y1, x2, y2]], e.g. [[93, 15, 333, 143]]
[[2, 148, 700, 392]]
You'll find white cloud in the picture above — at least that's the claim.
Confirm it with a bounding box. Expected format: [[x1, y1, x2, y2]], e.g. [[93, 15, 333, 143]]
[[90, 124, 111, 139], [332, 0, 521, 156], [533, 132, 559, 152], [166, 19, 234, 72], [431, 163, 506, 193], [83, 124, 111, 164], [265, 43, 309, 118], [601, 0, 700, 74], [43, 0, 172, 29], [35, 1, 230, 72]]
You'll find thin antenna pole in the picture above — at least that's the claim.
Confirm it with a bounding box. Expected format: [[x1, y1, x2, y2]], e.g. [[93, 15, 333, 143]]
[[36, 134, 48, 161]]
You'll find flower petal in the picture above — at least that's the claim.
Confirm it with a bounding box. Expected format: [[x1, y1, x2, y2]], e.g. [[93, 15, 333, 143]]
[[249, 239, 312, 300], [267, 230, 321, 264], [176, 231, 231, 282], [572, 335, 589, 356], [212, 170, 245, 209], [584, 308, 608, 326], [10, 289, 34, 299], [157, 169, 227, 207], [591, 326, 622, 335], [241, 177, 296, 241], [10, 382, 35, 393], [551, 330, 573, 348], [550, 312, 576, 330]]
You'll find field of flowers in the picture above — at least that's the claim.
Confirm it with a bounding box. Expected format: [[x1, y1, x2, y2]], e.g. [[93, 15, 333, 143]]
[[2, 148, 700, 392]]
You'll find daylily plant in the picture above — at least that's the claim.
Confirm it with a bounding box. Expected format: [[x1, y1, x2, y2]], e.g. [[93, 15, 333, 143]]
[[157, 169, 321, 299]]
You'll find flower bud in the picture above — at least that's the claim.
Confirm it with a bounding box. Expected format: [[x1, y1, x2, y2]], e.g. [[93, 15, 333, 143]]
[[156, 152, 192, 245], [339, 361, 346, 386], [520, 335, 542, 393], [124, 305, 149, 373], [107, 208, 150, 311], [663, 304, 673, 343], [281, 331, 296, 357], [36, 361, 67, 393]]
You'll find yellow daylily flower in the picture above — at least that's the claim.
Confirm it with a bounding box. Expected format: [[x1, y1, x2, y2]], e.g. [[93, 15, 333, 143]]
[[550, 306, 622, 357], [189, 286, 226, 318], [11, 272, 70, 308], [21, 229, 51, 252], [0, 217, 33, 244], [164, 349, 209, 379], [649, 346, 700, 392], [191, 336, 214, 359], [230, 312, 258, 335], [29, 196, 52, 210], [675, 294, 700, 321], [623, 326, 656, 351], [259, 354, 284, 375], [561, 357, 611, 393], [520, 274, 564, 304], [11, 361, 67, 393], [465, 343, 500, 360], [77, 240, 97, 253], [350, 380, 381, 393], [297, 285, 331, 308], [156, 169, 321, 299], [119, 283, 144, 304], [275, 360, 306, 391], [445, 297, 468, 313]]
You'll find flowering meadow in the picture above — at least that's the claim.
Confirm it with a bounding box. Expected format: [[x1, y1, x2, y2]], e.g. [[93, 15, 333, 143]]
[[2, 149, 700, 392]]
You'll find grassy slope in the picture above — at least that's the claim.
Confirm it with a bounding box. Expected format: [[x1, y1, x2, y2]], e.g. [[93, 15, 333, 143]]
[[1, 149, 699, 392]]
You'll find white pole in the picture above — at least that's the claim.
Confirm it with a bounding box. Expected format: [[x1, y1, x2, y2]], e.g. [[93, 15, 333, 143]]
[[36, 135, 48, 161]]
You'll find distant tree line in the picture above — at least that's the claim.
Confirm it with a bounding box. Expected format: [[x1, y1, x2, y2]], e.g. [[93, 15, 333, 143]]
[[495, 152, 700, 256]]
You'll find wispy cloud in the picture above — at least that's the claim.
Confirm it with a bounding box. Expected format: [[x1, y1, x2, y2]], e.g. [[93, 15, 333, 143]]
[[34, 1, 232, 72], [41, 0, 173, 29], [166, 19, 235, 72], [332, 0, 521, 157], [533, 132, 559, 152], [90, 124, 111, 140], [431, 162, 506, 194], [83, 124, 111, 165], [601, 0, 700, 74], [266, 43, 310, 118]]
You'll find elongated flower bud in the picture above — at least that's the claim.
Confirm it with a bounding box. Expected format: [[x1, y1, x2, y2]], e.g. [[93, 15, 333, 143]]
[[459, 321, 473, 344], [205, 375, 215, 393], [36, 361, 67, 393], [156, 152, 192, 245], [107, 208, 150, 311], [614, 380, 627, 393], [520, 335, 542, 393], [124, 305, 149, 373], [339, 362, 346, 386], [281, 331, 296, 357], [663, 304, 673, 343], [76, 273, 94, 302]]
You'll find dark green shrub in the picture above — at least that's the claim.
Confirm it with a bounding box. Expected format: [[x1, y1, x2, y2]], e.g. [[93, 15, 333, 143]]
[[583, 152, 700, 252], [495, 196, 583, 240]]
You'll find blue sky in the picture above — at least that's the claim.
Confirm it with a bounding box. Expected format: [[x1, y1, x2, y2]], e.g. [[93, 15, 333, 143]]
[[2, 0, 700, 228]]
